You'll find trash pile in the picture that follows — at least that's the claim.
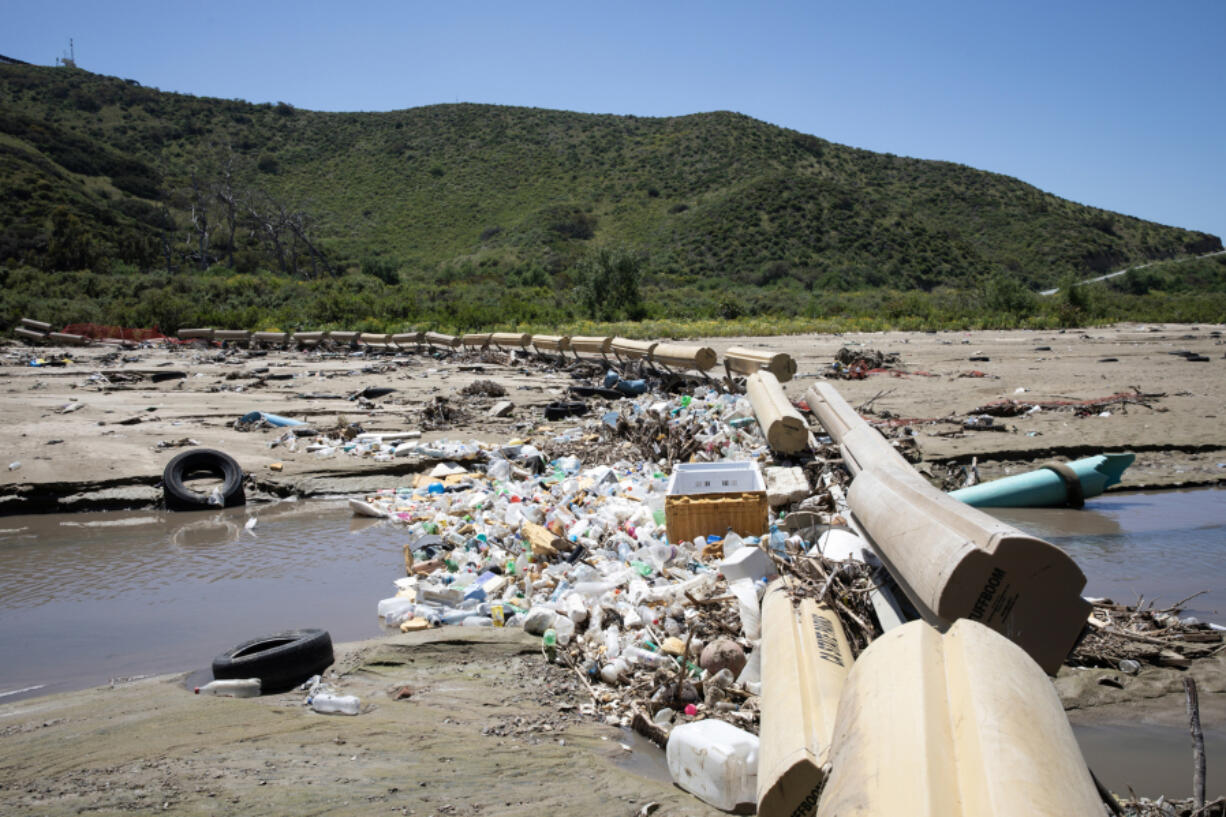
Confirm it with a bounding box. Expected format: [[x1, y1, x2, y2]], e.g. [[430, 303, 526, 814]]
[[361, 386, 875, 748], [1071, 595, 1224, 669], [828, 346, 902, 379]]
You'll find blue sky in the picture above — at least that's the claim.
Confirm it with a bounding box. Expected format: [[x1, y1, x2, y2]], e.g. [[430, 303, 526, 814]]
[[4, 0, 1224, 240]]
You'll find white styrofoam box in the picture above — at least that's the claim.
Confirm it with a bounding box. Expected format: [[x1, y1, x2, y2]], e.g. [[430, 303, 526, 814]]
[[720, 545, 776, 584], [764, 465, 809, 507], [667, 461, 765, 497]]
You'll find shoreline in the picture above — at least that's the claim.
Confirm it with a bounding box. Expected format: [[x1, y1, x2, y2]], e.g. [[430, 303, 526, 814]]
[[1, 628, 1220, 816], [2, 323, 1224, 813]]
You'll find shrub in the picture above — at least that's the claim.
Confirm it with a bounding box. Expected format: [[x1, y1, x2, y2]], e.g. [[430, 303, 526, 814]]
[[361, 255, 400, 285], [576, 247, 646, 321]]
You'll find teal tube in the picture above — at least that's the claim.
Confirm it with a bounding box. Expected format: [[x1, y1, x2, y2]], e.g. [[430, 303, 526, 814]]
[[949, 453, 1134, 508], [237, 410, 305, 427]]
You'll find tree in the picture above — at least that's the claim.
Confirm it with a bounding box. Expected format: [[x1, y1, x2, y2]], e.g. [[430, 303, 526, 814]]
[[212, 147, 241, 269], [187, 170, 211, 270], [46, 207, 98, 271], [983, 272, 1036, 316], [245, 192, 333, 279], [577, 247, 646, 321]]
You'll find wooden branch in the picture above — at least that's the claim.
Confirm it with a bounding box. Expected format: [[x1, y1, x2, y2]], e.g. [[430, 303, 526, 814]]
[[1186, 677, 1206, 812]]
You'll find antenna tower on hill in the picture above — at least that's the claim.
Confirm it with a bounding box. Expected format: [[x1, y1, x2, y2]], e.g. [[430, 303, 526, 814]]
[[57, 38, 77, 68]]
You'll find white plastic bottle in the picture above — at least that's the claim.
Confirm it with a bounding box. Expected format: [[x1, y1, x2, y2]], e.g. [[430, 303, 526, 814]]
[[196, 678, 261, 698], [309, 692, 360, 715]]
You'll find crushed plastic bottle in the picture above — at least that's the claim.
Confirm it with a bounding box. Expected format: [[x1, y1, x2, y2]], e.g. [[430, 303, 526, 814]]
[[308, 691, 360, 715]]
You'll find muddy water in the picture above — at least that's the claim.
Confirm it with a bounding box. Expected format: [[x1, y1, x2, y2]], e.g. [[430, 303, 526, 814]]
[[1, 489, 1223, 797], [0, 500, 402, 702], [990, 486, 1226, 798], [989, 486, 1226, 621]]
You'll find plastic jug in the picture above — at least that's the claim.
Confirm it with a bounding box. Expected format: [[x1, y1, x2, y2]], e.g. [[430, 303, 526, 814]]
[[666, 719, 759, 812]]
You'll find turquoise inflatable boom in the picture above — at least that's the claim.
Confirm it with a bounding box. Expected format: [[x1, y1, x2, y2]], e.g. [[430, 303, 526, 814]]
[[948, 453, 1134, 508]]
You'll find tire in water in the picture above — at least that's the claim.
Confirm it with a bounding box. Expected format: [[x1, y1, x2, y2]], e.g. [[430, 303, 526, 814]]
[[162, 448, 245, 510]]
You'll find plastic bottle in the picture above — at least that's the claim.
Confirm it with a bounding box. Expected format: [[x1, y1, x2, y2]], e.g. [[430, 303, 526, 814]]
[[600, 657, 628, 685], [768, 525, 787, 558], [309, 692, 361, 715], [553, 615, 575, 645], [377, 596, 418, 621], [195, 678, 261, 698], [624, 645, 672, 668]]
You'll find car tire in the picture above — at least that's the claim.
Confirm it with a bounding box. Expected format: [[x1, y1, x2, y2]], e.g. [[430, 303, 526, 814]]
[[211, 628, 334, 692], [163, 448, 245, 510]]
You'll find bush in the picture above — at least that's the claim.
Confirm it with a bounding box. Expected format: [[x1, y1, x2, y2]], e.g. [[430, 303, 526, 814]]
[[576, 247, 646, 321], [544, 206, 597, 241], [257, 154, 280, 174], [360, 256, 400, 285], [983, 273, 1036, 316]]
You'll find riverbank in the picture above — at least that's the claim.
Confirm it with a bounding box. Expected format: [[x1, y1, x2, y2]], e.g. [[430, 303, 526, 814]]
[[1, 322, 1223, 513], [1, 628, 1221, 816], [0, 629, 718, 816]]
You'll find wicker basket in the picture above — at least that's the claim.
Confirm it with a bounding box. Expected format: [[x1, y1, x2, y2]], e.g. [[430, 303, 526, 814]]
[[664, 462, 768, 544], [665, 491, 769, 544]]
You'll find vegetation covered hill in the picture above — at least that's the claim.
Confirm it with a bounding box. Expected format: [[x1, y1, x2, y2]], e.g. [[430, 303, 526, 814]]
[[0, 63, 1221, 332]]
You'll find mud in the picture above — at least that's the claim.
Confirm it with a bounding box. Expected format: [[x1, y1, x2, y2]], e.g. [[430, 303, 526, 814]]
[[3, 323, 1225, 811], [0, 629, 721, 817]]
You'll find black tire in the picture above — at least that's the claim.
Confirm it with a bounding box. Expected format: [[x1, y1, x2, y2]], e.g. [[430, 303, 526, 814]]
[[163, 448, 245, 510], [544, 401, 588, 421], [212, 628, 334, 692]]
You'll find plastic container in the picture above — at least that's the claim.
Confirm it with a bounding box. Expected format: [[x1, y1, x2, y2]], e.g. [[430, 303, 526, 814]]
[[195, 678, 260, 698], [309, 692, 360, 715], [666, 719, 760, 812]]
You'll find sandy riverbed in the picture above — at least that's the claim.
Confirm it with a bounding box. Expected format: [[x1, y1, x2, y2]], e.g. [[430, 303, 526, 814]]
[[1, 323, 1224, 813]]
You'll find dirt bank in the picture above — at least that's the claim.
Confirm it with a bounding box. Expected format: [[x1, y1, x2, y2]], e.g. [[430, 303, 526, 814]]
[[2, 628, 1221, 816], [0, 629, 715, 817], [1, 322, 1223, 513]]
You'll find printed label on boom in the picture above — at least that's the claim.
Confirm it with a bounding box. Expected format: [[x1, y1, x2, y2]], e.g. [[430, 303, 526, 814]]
[[967, 567, 1019, 626], [811, 613, 845, 667]]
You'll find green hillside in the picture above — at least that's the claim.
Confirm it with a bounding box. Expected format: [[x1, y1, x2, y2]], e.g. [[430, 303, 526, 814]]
[[0, 63, 1221, 332]]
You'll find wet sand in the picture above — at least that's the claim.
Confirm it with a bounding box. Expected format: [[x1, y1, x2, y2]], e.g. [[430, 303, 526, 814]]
[[0, 629, 721, 816]]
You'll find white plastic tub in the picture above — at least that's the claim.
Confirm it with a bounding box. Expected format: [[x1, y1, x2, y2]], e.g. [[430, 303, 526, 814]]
[[667, 462, 764, 496]]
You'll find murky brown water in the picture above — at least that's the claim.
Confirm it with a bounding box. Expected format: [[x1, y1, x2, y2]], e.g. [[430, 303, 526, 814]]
[[0, 500, 401, 702], [989, 487, 1226, 621], [1, 488, 1223, 797], [990, 486, 1226, 798]]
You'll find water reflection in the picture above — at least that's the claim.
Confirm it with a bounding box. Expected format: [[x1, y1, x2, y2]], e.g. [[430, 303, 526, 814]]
[[0, 500, 404, 701], [989, 487, 1226, 618]]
